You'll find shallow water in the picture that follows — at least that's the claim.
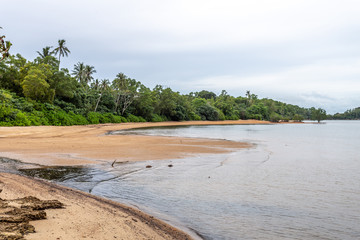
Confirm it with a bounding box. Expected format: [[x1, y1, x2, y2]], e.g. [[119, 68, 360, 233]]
[[5, 121, 360, 239]]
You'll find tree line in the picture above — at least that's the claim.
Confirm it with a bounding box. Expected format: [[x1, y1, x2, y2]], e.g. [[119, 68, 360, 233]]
[[330, 107, 360, 120], [0, 38, 329, 126]]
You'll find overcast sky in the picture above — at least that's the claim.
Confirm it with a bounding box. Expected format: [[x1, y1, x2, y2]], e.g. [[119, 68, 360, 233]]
[[2, 0, 360, 113]]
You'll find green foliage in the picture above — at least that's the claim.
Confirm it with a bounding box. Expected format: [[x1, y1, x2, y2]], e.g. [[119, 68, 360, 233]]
[[196, 104, 220, 121], [0, 43, 323, 126], [331, 107, 360, 120], [293, 114, 304, 122], [21, 65, 55, 102], [151, 114, 167, 122], [269, 112, 282, 122], [311, 108, 327, 123], [188, 112, 202, 121], [0, 104, 31, 126], [87, 112, 101, 124], [0, 28, 11, 61], [197, 90, 217, 100], [127, 114, 146, 122]]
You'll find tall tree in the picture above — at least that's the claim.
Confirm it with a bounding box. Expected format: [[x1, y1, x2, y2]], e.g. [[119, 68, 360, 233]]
[[53, 39, 70, 67], [0, 27, 12, 62], [311, 108, 327, 123], [37, 46, 54, 58], [83, 65, 96, 86], [21, 65, 54, 102], [94, 79, 110, 112], [72, 62, 85, 84], [112, 72, 140, 115]]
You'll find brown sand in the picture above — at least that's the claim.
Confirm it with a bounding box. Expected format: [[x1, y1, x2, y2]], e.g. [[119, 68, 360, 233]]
[[0, 120, 266, 166], [0, 120, 270, 239], [0, 173, 193, 240]]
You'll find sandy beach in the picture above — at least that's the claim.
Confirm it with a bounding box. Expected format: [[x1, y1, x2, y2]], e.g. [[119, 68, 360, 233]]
[[0, 120, 270, 239]]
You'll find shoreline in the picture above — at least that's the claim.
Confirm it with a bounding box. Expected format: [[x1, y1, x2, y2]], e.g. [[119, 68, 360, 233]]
[[0, 120, 271, 239], [0, 172, 195, 240], [0, 120, 268, 166]]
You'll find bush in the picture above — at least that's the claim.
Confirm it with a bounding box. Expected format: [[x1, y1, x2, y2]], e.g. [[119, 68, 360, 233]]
[[87, 112, 101, 124], [0, 104, 31, 126], [52, 110, 74, 126], [27, 111, 49, 126], [248, 114, 262, 120], [196, 104, 220, 121], [293, 114, 304, 122], [151, 114, 166, 122], [127, 114, 146, 122], [225, 114, 239, 120], [218, 110, 225, 121], [68, 111, 88, 125], [269, 112, 282, 122], [188, 112, 201, 121]]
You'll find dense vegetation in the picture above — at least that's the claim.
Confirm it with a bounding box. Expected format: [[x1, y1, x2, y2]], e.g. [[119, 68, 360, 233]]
[[0, 38, 329, 126], [331, 107, 360, 120]]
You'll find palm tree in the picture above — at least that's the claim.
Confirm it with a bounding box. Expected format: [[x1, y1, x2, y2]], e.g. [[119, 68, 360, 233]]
[[91, 79, 100, 90], [53, 39, 70, 67], [72, 62, 85, 84], [37, 46, 53, 58], [83, 65, 96, 86]]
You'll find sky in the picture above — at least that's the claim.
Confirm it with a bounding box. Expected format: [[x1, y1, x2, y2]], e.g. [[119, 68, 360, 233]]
[[1, 0, 360, 114]]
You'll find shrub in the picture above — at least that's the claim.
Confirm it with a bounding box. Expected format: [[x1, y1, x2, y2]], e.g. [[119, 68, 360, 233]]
[[293, 114, 304, 122], [151, 114, 165, 122], [188, 112, 201, 121], [87, 112, 101, 124], [126, 114, 146, 122], [27, 111, 49, 126], [217, 110, 225, 121], [68, 111, 88, 125], [248, 114, 262, 120], [196, 104, 220, 121], [225, 114, 240, 120], [269, 112, 282, 122], [12, 111, 31, 126]]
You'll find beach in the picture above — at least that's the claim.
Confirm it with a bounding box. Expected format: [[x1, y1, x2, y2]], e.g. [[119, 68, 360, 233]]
[[0, 120, 269, 239]]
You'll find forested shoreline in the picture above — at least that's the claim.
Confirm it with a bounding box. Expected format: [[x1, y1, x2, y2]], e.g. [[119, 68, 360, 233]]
[[0, 39, 339, 126]]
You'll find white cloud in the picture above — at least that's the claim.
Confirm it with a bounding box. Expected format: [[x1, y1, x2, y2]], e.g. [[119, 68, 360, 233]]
[[171, 58, 360, 113], [2, 0, 360, 113], [179, 58, 360, 93]]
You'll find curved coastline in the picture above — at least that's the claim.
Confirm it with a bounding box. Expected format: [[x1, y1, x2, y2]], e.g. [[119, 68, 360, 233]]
[[0, 120, 270, 239]]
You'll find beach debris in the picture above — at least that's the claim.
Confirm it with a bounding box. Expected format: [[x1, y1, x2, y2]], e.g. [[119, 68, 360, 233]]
[[146, 165, 152, 168], [168, 164, 173, 168], [0, 195, 63, 239], [111, 159, 117, 167]]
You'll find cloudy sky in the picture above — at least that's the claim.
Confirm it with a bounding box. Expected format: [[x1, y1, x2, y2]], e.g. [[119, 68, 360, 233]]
[[2, 0, 360, 113]]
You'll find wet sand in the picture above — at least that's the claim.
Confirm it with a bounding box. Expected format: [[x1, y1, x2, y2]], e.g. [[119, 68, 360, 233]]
[[0, 120, 269, 239], [0, 120, 265, 166]]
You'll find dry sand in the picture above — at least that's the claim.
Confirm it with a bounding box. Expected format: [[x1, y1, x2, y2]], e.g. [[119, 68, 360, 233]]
[[0, 120, 270, 239]]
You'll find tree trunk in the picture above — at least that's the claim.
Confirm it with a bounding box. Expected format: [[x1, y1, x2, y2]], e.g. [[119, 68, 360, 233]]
[[94, 93, 102, 112], [114, 94, 121, 112]]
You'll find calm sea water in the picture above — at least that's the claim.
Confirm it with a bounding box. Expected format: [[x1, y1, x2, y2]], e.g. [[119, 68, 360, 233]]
[[11, 121, 360, 239]]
